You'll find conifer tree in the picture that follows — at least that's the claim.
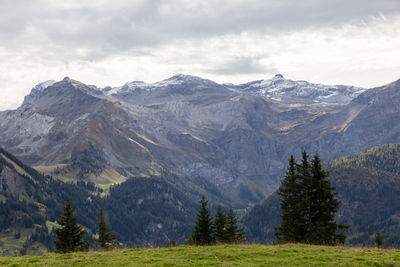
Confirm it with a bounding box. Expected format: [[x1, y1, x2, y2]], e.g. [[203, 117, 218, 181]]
[[225, 208, 245, 244], [276, 152, 348, 245], [189, 195, 215, 245], [97, 208, 116, 250], [307, 154, 348, 245], [299, 151, 312, 243], [54, 198, 89, 253], [374, 231, 383, 248], [214, 205, 227, 243], [275, 155, 305, 242]]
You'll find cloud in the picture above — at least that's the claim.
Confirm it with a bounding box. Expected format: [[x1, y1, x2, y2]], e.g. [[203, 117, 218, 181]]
[[1, 1, 400, 110], [206, 56, 278, 75], [1, 0, 400, 60]]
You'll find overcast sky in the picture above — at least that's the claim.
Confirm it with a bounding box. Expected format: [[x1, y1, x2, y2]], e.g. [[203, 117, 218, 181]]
[[1, 0, 400, 110]]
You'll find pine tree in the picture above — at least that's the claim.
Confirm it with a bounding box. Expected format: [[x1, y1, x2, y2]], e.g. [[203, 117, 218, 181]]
[[54, 198, 89, 253], [214, 205, 227, 243], [189, 195, 215, 245], [275, 155, 305, 242], [276, 152, 348, 245], [97, 208, 116, 250], [307, 154, 348, 245], [225, 208, 245, 244], [374, 231, 383, 248]]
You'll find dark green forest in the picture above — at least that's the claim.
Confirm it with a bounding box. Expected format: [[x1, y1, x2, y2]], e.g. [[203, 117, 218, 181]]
[[2, 144, 400, 254], [242, 144, 400, 247]]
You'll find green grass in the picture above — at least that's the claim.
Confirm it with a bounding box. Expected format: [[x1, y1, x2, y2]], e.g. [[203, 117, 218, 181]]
[[1, 244, 400, 266], [0, 228, 47, 256], [0, 229, 31, 256], [33, 165, 127, 192]]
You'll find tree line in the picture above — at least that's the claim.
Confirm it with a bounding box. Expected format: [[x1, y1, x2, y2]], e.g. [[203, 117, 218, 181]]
[[54, 198, 115, 253], [54, 150, 390, 252], [188, 195, 245, 245]]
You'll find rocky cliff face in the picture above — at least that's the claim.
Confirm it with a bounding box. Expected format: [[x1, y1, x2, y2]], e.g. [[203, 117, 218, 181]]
[[0, 74, 399, 207]]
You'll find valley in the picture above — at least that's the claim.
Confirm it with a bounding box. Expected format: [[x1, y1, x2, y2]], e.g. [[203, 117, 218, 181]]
[[1, 74, 400, 254]]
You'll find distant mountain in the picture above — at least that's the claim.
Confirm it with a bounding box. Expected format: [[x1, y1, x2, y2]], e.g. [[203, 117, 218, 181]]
[[242, 144, 400, 247], [104, 74, 218, 95], [0, 74, 399, 208], [229, 74, 365, 105]]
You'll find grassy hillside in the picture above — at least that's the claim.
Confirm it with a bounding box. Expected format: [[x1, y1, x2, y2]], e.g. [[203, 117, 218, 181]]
[[1, 244, 399, 266]]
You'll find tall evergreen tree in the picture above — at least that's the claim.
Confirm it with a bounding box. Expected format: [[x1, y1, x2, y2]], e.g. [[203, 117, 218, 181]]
[[299, 151, 312, 243], [54, 198, 89, 253], [189, 195, 215, 245], [307, 154, 347, 245], [276, 152, 348, 245], [374, 231, 383, 248], [225, 208, 245, 244], [214, 205, 227, 243], [97, 208, 116, 250], [275, 155, 305, 242]]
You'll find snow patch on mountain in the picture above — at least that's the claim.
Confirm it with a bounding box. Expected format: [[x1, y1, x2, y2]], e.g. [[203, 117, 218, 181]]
[[230, 74, 366, 105], [104, 74, 217, 95], [29, 74, 366, 106], [23, 80, 57, 105]]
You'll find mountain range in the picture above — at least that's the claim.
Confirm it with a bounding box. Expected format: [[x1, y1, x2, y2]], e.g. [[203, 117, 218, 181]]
[[1, 73, 400, 253], [1, 74, 399, 208]]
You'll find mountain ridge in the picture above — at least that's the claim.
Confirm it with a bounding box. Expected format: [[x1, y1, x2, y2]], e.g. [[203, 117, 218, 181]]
[[0, 74, 399, 207]]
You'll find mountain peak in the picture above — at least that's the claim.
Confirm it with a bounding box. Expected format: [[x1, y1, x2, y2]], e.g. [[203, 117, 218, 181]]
[[22, 80, 57, 105], [104, 74, 218, 95], [273, 74, 284, 80], [233, 75, 366, 105]]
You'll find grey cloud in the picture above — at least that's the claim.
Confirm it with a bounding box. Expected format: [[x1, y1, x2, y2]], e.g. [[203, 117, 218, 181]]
[[207, 57, 277, 75], [1, 0, 400, 61]]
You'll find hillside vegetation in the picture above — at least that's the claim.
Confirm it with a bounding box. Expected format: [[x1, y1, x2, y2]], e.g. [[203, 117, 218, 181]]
[[243, 144, 400, 246], [1, 244, 399, 266], [0, 146, 200, 254]]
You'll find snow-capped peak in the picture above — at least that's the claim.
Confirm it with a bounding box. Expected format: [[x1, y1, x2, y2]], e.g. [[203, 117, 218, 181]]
[[22, 80, 57, 105], [103, 74, 216, 95], [273, 74, 284, 80], [33, 80, 57, 92], [231, 74, 366, 105]]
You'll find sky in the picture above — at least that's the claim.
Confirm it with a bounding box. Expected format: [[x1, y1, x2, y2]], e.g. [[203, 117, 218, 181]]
[[1, 0, 400, 110]]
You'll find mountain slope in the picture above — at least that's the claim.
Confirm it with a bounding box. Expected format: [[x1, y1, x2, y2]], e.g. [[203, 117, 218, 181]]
[[0, 146, 102, 255], [242, 144, 400, 246], [0, 147, 200, 254], [0, 74, 399, 207]]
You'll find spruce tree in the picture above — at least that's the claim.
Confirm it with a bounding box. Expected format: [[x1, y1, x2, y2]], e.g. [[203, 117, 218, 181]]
[[54, 198, 89, 253], [374, 231, 383, 248], [275, 155, 305, 242], [307, 154, 347, 245], [214, 205, 227, 243], [97, 208, 116, 250], [190, 195, 215, 245], [276, 152, 348, 245], [225, 208, 245, 244]]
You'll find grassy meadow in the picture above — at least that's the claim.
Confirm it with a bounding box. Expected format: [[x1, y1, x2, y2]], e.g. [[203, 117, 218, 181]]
[[1, 244, 399, 266]]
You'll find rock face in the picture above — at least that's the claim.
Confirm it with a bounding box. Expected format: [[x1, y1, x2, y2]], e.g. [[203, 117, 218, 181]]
[[0, 74, 399, 207]]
